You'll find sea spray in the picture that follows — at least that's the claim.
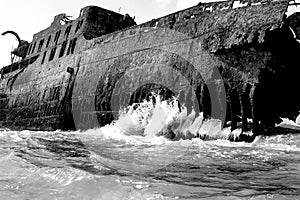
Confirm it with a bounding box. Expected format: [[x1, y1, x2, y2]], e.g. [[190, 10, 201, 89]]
[[78, 93, 255, 142]]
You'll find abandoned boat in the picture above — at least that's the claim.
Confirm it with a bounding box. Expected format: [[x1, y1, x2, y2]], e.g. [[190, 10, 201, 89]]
[[1, 0, 300, 142]]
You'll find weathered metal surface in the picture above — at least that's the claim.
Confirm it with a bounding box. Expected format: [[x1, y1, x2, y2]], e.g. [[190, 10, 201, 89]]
[[0, 1, 299, 142]]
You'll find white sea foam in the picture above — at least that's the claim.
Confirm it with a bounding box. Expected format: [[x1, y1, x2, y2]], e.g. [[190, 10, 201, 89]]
[[276, 117, 300, 130], [6, 94, 297, 146], [78, 93, 251, 144]]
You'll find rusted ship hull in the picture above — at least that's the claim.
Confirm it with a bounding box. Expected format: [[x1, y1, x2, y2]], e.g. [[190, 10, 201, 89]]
[[1, 0, 300, 141]]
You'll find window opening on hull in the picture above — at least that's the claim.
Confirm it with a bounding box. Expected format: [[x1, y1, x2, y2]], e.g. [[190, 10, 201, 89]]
[[64, 25, 72, 39], [71, 38, 77, 54], [54, 30, 61, 45], [31, 42, 36, 54], [46, 35, 51, 48], [59, 41, 68, 57], [27, 43, 32, 55], [66, 38, 77, 55], [37, 39, 44, 52], [75, 19, 84, 33], [49, 47, 56, 61], [41, 51, 47, 64]]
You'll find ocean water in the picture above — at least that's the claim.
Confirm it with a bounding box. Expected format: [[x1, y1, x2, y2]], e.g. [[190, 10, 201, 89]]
[[1, 97, 300, 200]]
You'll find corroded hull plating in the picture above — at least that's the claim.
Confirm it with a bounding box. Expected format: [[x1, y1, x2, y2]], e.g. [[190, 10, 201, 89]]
[[1, 0, 300, 140]]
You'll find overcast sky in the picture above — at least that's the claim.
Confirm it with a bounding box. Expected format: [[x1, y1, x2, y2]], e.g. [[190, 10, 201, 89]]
[[0, 0, 299, 68]]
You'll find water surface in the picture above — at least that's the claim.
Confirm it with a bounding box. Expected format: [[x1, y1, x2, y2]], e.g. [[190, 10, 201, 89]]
[[1, 129, 300, 200], [1, 97, 300, 199]]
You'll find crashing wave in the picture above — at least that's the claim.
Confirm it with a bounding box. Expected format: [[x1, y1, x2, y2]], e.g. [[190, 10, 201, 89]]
[[80, 94, 255, 142]]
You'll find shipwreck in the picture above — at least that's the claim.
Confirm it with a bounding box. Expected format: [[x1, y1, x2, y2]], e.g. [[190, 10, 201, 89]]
[[1, 0, 300, 141]]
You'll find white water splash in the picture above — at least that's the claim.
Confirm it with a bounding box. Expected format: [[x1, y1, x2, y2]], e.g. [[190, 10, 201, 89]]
[[276, 117, 300, 130], [79, 94, 253, 143]]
